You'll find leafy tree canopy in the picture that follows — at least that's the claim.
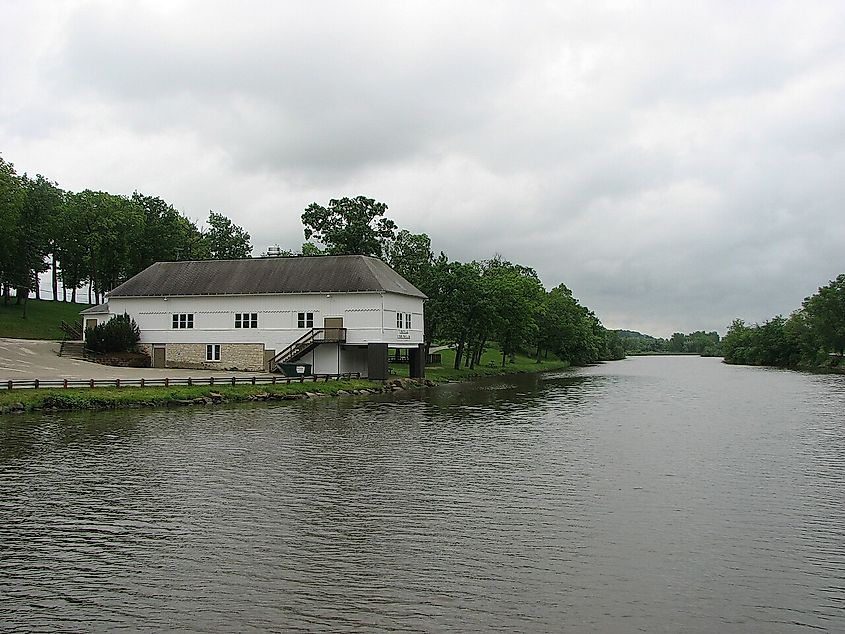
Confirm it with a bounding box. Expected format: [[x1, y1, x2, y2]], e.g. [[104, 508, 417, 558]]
[[201, 211, 252, 260], [302, 196, 397, 257]]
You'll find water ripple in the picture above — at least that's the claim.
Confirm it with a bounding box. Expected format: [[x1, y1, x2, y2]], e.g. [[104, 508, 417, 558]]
[[1, 357, 844, 632]]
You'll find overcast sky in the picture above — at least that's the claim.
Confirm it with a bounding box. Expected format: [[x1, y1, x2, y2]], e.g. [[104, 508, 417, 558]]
[[2, 1, 844, 337]]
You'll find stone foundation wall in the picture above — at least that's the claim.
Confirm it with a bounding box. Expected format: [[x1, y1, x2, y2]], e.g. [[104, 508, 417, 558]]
[[85, 352, 151, 368], [163, 343, 265, 371]]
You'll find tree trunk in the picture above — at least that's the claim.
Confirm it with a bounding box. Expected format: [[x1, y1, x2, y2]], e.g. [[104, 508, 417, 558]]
[[475, 339, 486, 365], [536, 342, 542, 363], [71, 287, 77, 303], [87, 284, 92, 305], [3, 284, 9, 305], [34, 274, 40, 300], [21, 294, 27, 319], [52, 256, 58, 301], [454, 339, 465, 370]]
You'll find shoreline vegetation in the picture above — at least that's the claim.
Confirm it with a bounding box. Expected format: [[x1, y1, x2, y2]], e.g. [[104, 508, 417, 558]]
[[0, 349, 570, 415], [722, 274, 845, 373]]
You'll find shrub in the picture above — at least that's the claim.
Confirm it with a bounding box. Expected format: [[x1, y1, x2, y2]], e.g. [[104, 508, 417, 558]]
[[85, 313, 141, 353]]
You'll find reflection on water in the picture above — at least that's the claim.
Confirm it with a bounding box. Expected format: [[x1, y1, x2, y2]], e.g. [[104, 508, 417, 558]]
[[1, 357, 844, 632]]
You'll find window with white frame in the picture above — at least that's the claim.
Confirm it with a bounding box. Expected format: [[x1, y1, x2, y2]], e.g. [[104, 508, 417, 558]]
[[172, 313, 194, 329], [297, 312, 314, 328], [235, 312, 258, 328], [396, 312, 411, 329], [206, 344, 221, 361], [405, 313, 412, 329]]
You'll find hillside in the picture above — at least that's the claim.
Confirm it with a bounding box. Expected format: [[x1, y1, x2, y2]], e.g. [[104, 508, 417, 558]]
[[0, 299, 90, 340]]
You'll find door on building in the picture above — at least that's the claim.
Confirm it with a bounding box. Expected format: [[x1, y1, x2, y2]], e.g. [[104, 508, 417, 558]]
[[153, 347, 165, 368], [85, 319, 97, 331], [324, 317, 344, 341], [264, 348, 276, 372]]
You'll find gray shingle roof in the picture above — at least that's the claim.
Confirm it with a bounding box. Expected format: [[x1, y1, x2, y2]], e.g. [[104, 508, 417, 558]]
[[79, 303, 109, 315], [107, 255, 426, 299]]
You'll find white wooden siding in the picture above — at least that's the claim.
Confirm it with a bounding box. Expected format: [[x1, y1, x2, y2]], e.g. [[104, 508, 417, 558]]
[[107, 291, 424, 349]]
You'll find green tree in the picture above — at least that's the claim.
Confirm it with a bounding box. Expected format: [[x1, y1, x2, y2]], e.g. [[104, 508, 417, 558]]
[[85, 313, 141, 353], [300, 242, 325, 256], [436, 260, 487, 369], [604, 330, 626, 360], [722, 319, 752, 364], [0, 157, 26, 303], [52, 195, 90, 302], [483, 258, 544, 366], [19, 174, 63, 302], [401, 251, 453, 354], [61, 190, 144, 302], [301, 196, 396, 257], [129, 193, 206, 272], [201, 211, 252, 259], [668, 332, 686, 352], [802, 274, 845, 357], [383, 230, 434, 287]]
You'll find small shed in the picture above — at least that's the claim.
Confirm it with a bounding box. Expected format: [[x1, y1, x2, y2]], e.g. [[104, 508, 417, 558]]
[[79, 303, 111, 339]]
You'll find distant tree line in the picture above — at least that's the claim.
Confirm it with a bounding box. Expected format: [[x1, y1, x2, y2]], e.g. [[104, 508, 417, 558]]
[[617, 329, 722, 356], [297, 196, 624, 367], [722, 274, 845, 369], [0, 155, 251, 307]]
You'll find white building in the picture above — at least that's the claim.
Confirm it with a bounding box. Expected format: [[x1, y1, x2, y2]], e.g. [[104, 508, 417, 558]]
[[84, 255, 426, 379]]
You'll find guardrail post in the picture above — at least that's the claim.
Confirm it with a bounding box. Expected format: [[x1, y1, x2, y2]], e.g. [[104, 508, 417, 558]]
[[90, 379, 94, 388], [251, 376, 256, 385], [140, 378, 144, 388], [272, 376, 276, 385], [63, 379, 68, 389], [231, 377, 236, 386], [7, 380, 11, 390], [34, 379, 39, 389], [210, 376, 214, 386], [116, 378, 120, 388], [165, 377, 169, 387], [187, 377, 192, 386]]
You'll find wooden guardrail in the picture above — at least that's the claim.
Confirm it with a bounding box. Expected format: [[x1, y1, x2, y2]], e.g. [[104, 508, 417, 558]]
[[4, 373, 362, 391]]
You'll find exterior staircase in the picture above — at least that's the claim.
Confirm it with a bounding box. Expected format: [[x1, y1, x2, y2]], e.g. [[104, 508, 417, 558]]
[[59, 340, 86, 360], [60, 320, 83, 340], [270, 328, 346, 371]]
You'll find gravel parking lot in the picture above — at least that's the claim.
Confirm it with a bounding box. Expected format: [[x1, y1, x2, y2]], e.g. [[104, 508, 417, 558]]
[[0, 338, 269, 382]]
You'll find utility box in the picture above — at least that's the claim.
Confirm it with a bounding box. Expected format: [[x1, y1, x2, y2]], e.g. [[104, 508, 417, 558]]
[[279, 363, 312, 377]]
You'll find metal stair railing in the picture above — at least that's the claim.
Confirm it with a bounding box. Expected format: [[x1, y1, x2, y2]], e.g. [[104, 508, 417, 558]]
[[270, 328, 347, 368], [60, 320, 83, 341]]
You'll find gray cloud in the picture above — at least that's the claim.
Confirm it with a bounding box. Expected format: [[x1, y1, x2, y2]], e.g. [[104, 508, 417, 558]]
[[2, 0, 845, 337]]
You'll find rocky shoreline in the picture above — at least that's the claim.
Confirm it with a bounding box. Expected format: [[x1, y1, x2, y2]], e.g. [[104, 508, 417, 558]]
[[0, 377, 437, 415]]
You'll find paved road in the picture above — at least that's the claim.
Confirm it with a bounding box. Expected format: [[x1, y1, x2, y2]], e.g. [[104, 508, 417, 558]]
[[0, 338, 269, 382]]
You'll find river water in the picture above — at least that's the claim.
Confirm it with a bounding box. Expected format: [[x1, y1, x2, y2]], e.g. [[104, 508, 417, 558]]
[[1, 356, 844, 632]]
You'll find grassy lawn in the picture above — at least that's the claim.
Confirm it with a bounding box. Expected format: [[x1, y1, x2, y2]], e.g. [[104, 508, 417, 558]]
[[0, 378, 382, 412], [391, 344, 569, 382], [0, 298, 91, 340]]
